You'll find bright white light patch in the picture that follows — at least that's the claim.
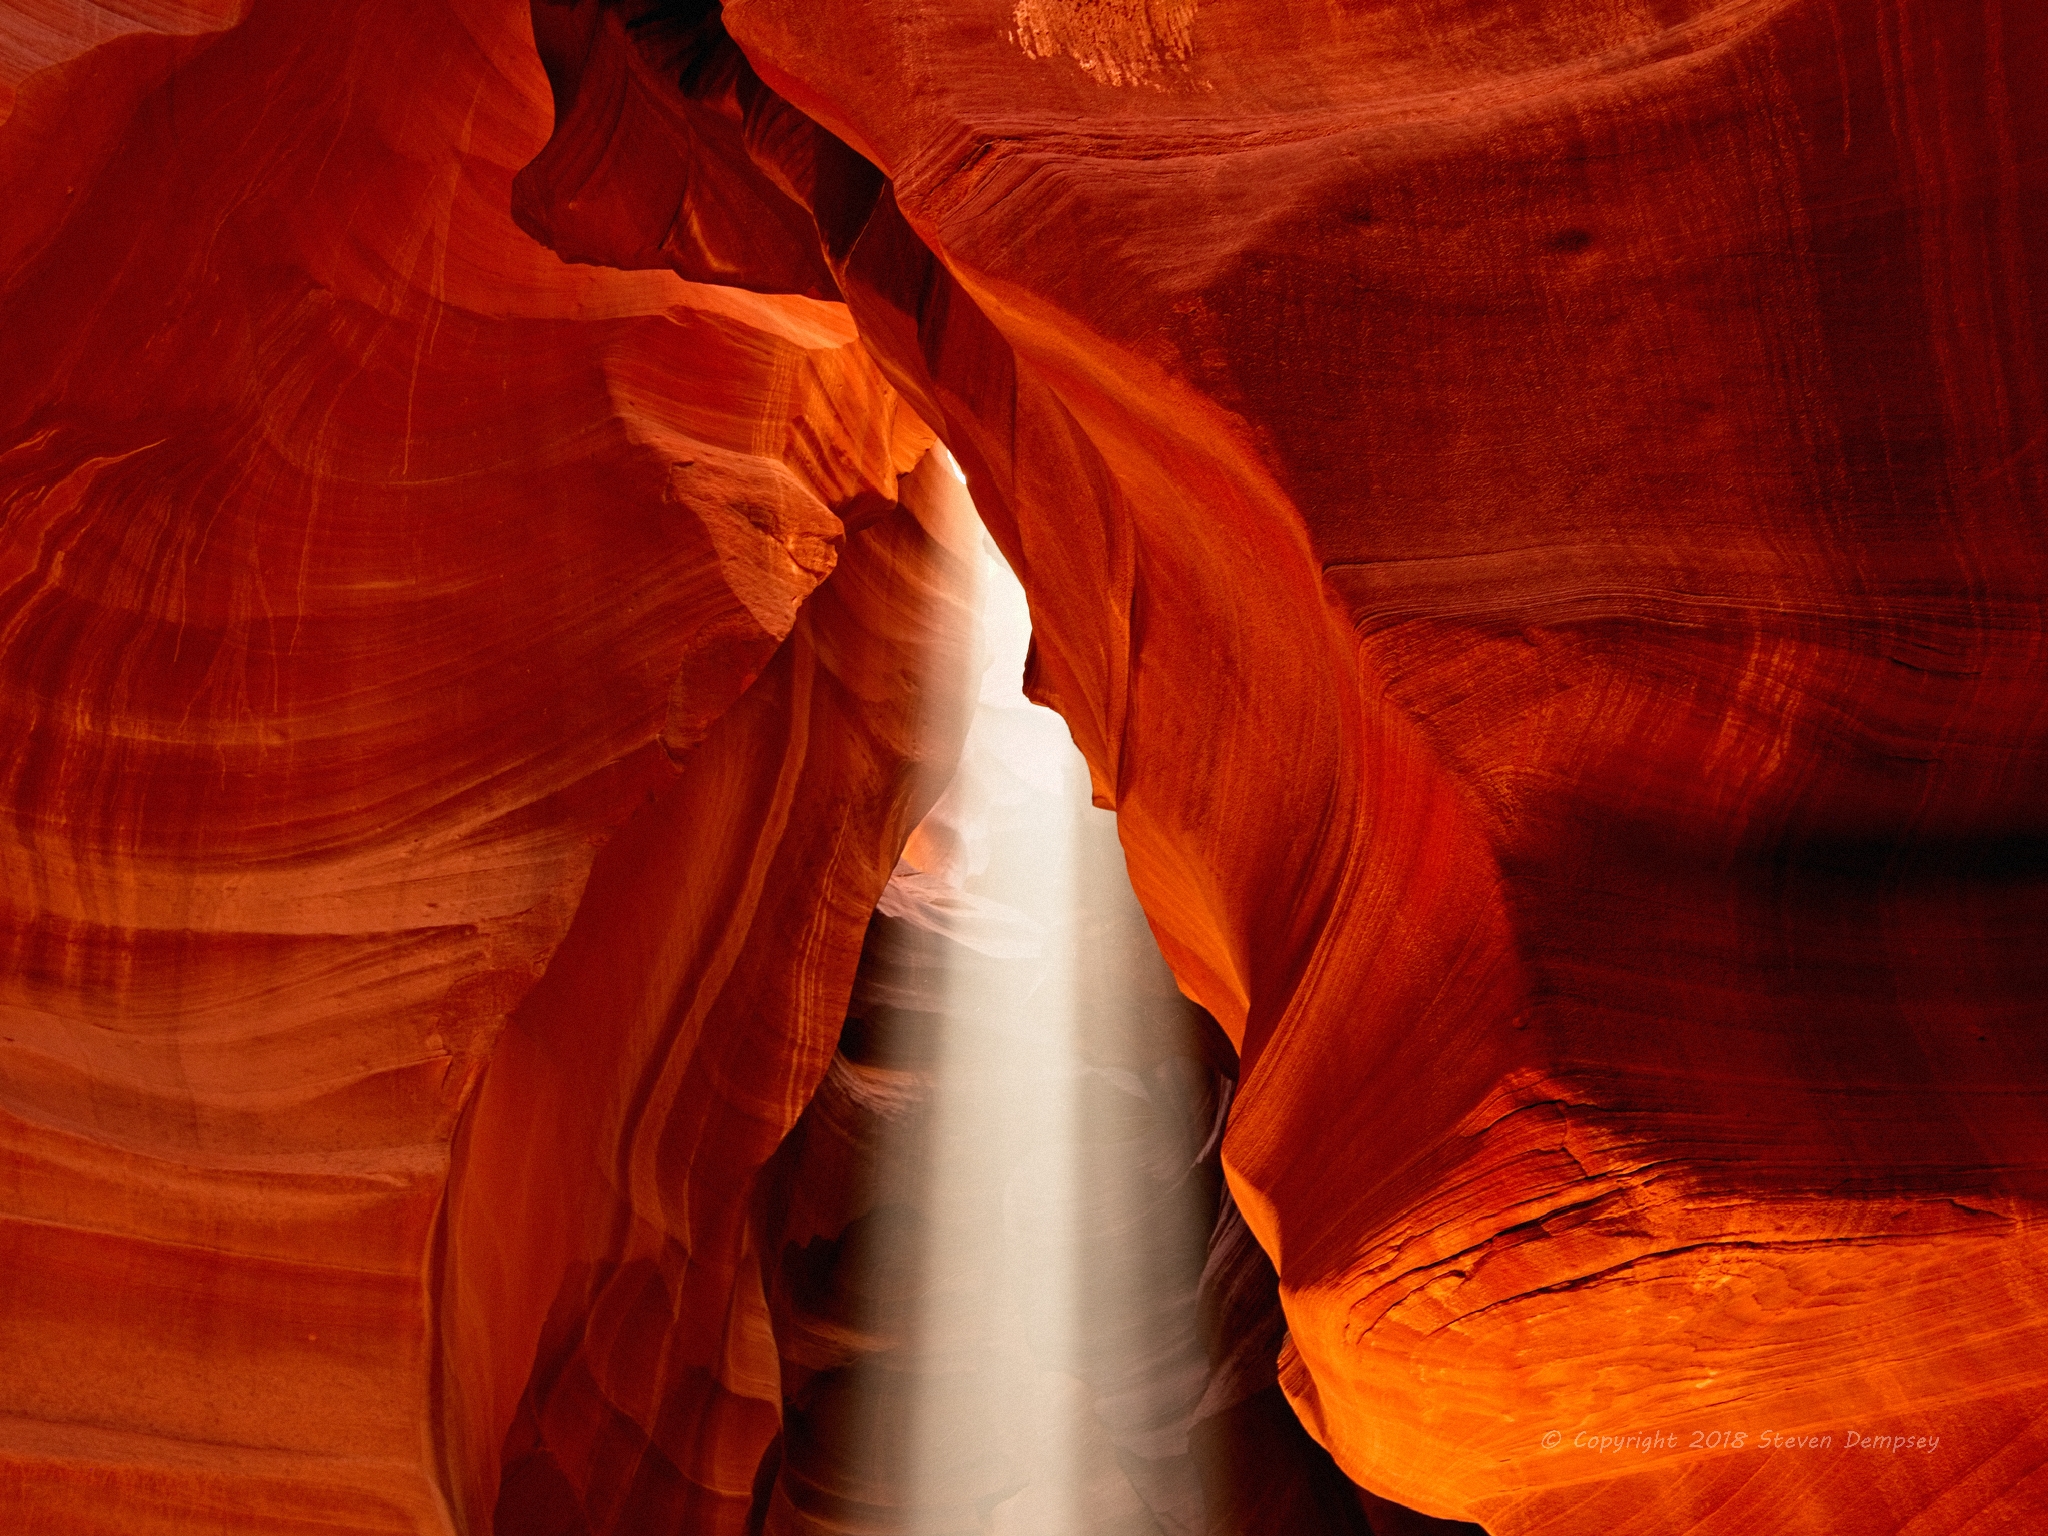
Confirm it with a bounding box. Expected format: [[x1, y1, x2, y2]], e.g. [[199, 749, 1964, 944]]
[[868, 468, 1214, 1535]]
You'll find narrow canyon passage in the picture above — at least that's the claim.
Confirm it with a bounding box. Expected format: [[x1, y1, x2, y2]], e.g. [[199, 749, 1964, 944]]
[[739, 495, 1481, 1536], [481, 468, 1483, 1536], [755, 526, 1225, 1534], [7, 1, 2044, 1530]]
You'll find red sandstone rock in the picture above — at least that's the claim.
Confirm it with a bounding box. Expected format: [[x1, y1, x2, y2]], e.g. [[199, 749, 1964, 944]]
[[8, 0, 2048, 1530], [0, 0, 244, 130], [0, 2, 971, 1528], [515, 2, 2048, 1531]]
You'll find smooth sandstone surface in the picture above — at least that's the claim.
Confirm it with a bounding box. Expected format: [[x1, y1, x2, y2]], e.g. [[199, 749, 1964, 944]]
[[4, 0, 2047, 1532], [0, 0, 969, 1528], [512, 1, 2048, 1531]]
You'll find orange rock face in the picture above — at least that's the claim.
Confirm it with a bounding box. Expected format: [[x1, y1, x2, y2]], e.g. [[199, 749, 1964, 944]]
[[512, 2, 2048, 1532], [0, 1, 970, 1528], [7, 0, 2048, 1533]]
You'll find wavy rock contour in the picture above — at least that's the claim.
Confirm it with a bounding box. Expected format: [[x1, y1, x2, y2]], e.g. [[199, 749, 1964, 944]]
[[0, 1, 970, 1528], [512, 2, 2048, 1531]]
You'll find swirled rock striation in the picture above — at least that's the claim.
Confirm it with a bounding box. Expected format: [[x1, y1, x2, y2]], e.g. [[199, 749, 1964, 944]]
[[512, 1, 2048, 1532], [0, 1, 970, 1527]]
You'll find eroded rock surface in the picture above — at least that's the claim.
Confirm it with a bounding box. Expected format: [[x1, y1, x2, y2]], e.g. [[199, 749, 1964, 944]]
[[6, 0, 2047, 1531], [0, 1, 968, 1527], [515, 2, 2048, 1532]]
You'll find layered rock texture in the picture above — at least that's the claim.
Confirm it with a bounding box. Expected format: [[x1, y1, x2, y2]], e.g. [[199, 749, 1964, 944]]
[[0, 0, 968, 1527], [510, 1, 2048, 1533], [3, 0, 2046, 1533]]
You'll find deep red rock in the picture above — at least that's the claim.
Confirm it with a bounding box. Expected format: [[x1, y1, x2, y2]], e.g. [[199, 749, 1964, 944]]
[[7, 0, 2048, 1532], [0, 1, 969, 1527], [513, 2, 2048, 1530]]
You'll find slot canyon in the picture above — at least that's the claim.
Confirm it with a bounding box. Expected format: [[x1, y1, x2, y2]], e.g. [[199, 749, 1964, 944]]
[[1, 0, 2044, 1532]]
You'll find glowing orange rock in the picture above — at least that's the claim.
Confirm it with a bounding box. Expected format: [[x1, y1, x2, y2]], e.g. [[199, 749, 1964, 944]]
[[0, 0, 969, 1528], [515, 1, 2048, 1530]]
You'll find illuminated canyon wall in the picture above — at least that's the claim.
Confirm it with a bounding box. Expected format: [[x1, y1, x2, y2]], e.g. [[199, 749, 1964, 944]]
[[3, 0, 2046, 1534], [0, 1, 968, 1527], [509, 2, 2048, 1531]]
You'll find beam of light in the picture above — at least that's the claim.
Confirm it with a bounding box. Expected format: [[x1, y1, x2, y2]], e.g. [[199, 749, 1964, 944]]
[[861, 464, 1220, 1536]]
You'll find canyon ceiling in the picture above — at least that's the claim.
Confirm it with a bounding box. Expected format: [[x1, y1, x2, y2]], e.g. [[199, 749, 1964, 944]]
[[1, 0, 2044, 1533]]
